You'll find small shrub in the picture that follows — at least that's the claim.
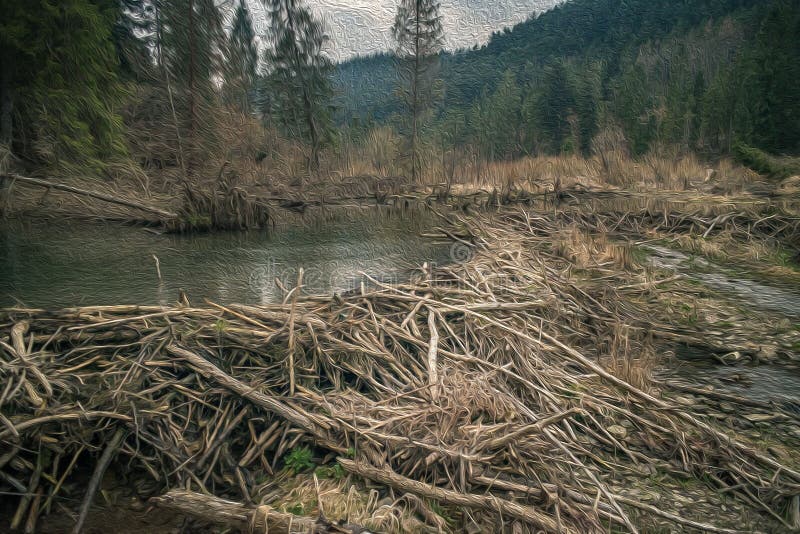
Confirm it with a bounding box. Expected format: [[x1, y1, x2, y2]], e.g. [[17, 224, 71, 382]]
[[284, 447, 315, 474], [733, 143, 798, 179]]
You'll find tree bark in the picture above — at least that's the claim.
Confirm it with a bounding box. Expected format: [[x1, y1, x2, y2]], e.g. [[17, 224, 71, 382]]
[[0, 50, 13, 148]]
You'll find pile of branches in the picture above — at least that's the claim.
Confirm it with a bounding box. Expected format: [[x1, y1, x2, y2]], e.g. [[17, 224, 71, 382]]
[[1, 211, 798, 533], [557, 192, 800, 250], [171, 166, 272, 232]]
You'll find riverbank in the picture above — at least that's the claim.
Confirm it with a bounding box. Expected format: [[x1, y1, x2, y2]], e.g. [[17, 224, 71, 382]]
[[2, 150, 795, 230], [2, 205, 799, 533]]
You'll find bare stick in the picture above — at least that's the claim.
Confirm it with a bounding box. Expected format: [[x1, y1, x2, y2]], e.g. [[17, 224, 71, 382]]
[[166, 344, 341, 452], [150, 489, 368, 534], [287, 268, 304, 395], [426, 308, 439, 401], [72, 428, 126, 533]]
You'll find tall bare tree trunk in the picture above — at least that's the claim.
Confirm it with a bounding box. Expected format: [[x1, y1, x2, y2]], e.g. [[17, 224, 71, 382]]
[[411, 1, 421, 183], [187, 0, 197, 178]]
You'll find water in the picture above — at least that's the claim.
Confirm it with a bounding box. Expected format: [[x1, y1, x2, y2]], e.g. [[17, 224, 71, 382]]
[[645, 244, 800, 404], [645, 244, 800, 318], [659, 346, 800, 410], [0, 210, 452, 308]]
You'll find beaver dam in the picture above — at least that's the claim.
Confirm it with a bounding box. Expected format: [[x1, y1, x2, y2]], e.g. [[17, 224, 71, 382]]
[[1, 199, 800, 533]]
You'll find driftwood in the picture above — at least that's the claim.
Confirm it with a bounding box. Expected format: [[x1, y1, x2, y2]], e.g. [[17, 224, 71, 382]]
[[150, 489, 369, 533], [72, 427, 126, 534], [0, 173, 177, 219]]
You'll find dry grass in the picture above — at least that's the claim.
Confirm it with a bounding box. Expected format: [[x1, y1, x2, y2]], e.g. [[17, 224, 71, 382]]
[[267, 473, 434, 533], [665, 231, 800, 280], [553, 225, 642, 272], [601, 323, 655, 393]]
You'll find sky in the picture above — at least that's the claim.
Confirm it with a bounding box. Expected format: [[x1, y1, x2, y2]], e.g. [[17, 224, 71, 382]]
[[241, 0, 562, 61]]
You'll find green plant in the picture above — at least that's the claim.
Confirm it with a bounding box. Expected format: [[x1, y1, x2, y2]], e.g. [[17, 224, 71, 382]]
[[733, 144, 797, 179], [285, 503, 305, 515], [428, 500, 453, 524], [315, 462, 345, 480], [284, 447, 315, 474]]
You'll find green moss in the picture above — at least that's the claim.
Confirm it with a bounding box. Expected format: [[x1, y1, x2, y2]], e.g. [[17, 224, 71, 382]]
[[314, 463, 345, 480], [285, 503, 305, 515]]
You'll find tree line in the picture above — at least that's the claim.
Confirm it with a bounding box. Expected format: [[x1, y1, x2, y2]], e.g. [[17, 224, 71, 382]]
[[1, 0, 797, 183], [0, 0, 448, 180], [337, 0, 800, 164], [0, 0, 339, 174]]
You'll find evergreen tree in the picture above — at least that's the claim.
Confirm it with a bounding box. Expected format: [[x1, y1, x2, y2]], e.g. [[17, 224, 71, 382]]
[[113, 0, 156, 80], [612, 64, 655, 155], [747, 1, 800, 152], [155, 0, 226, 171], [483, 70, 522, 160], [532, 62, 577, 154], [392, 0, 444, 182], [227, 0, 259, 113], [0, 0, 125, 170], [573, 62, 602, 155], [701, 68, 737, 151], [262, 0, 335, 170]]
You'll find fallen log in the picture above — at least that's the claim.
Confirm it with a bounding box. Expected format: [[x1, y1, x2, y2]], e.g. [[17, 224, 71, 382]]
[[0, 173, 177, 219], [337, 458, 577, 534], [149, 489, 370, 533]]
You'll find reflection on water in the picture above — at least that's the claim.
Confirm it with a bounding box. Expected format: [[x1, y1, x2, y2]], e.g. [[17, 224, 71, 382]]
[[0, 209, 451, 308]]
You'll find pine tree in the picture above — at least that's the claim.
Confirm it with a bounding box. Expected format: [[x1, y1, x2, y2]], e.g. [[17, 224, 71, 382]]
[[262, 0, 335, 170], [533, 62, 577, 154], [483, 70, 522, 160], [748, 1, 800, 152], [0, 0, 125, 170], [155, 0, 226, 171], [612, 64, 655, 155], [0, 1, 28, 148], [392, 0, 444, 182], [701, 68, 736, 152], [227, 0, 259, 113], [113, 0, 156, 80]]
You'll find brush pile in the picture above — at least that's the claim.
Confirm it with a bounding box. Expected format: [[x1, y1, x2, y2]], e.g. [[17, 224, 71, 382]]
[[1, 209, 799, 533]]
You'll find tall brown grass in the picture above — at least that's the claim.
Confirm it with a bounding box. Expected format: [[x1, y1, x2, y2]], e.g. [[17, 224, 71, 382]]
[[602, 323, 655, 393], [165, 116, 757, 198]]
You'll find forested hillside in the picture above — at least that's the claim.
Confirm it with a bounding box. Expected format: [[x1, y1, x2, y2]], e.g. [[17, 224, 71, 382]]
[[1, 0, 797, 193], [335, 0, 800, 159]]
